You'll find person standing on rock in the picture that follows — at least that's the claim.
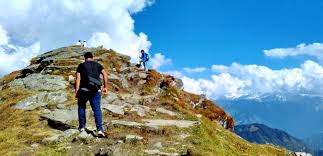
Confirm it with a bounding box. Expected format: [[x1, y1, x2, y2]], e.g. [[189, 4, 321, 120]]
[[139, 49, 149, 72], [76, 40, 82, 46], [82, 40, 87, 47], [75, 52, 107, 137]]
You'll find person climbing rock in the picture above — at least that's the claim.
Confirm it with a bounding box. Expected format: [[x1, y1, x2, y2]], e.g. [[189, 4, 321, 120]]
[[75, 52, 107, 137], [139, 49, 149, 72]]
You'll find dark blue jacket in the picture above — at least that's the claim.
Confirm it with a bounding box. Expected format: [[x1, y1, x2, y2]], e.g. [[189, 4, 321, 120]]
[[140, 52, 149, 62]]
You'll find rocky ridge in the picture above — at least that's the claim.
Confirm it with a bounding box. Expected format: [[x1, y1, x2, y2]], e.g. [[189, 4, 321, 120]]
[[0, 45, 292, 155]]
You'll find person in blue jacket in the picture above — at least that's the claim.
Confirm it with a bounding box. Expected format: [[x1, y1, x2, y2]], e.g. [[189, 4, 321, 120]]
[[139, 49, 149, 72]]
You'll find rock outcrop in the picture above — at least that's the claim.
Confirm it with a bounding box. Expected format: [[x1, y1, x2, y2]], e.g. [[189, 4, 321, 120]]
[[0, 46, 292, 156]]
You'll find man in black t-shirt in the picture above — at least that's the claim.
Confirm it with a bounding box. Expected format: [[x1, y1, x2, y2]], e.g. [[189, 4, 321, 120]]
[[75, 52, 107, 137]]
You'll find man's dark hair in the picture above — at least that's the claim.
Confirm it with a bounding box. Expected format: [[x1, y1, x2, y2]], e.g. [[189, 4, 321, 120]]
[[84, 52, 93, 59], [141, 49, 144, 53]]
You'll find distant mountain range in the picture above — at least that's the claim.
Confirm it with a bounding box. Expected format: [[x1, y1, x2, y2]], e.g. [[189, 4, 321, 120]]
[[234, 123, 311, 153], [217, 94, 323, 139]]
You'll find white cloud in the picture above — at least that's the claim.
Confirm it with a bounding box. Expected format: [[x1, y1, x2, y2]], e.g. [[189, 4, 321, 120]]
[[181, 74, 249, 99], [163, 70, 184, 78], [212, 65, 229, 73], [167, 60, 323, 100], [0, 0, 154, 75], [150, 53, 172, 69], [0, 25, 9, 45], [264, 43, 323, 62], [0, 25, 41, 74], [183, 67, 207, 73]]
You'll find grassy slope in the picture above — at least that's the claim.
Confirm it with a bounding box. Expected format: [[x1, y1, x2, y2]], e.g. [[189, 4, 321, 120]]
[[0, 48, 291, 156]]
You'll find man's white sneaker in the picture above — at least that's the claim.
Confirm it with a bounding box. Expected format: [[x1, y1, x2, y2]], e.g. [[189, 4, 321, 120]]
[[97, 131, 105, 137], [79, 128, 86, 132]]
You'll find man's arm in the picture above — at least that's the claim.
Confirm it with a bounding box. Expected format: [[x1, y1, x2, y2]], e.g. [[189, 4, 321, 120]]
[[75, 72, 81, 98], [101, 69, 108, 94]]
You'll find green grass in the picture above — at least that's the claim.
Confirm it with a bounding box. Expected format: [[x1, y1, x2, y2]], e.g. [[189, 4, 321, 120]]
[[187, 118, 289, 156], [0, 88, 54, 155]]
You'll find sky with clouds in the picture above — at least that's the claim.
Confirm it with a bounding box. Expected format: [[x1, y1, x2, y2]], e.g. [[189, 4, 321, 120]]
[[0, 0, 154, 74], [133, 0, 323, 100], [1, 0, 323, 102]]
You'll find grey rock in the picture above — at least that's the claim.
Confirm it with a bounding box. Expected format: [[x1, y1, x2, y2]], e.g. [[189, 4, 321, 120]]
[[125, 135, 143, 142], [124, 95, 142, 105], [144, 150, 160, 155], [47, 91, 68, 104], [101, 92, 118, 104], [127, 72, 137, 79], [120, 76, 129, 88], [42, 133, 62, 144], [22, 64, 41, 75], [102, 104, 125, 115], [112, 120, 144, 128], [15, 91, 67, 110], [130, 105, 150, 117], [112, 99, 123, 106], [142, 119, 199, 128], [120, 67, 131, 74], [57, 104, 66, 109], [138, 80, 146, 85], [144, 150, 180, 156], [156, 108, 177, 116], [15, 92, 48, 110], [64, 129, 79, 138], [31, 143, 40, 148], [78, 131, 94, 140], [9, 73, 67, 91], [153, 142, 163, 148], [108, 73, 120, 80], [138, 72, 147, 79], [41, 109, 51, 114], [174, 78, 184, 90], [41, 108, 78, 125], [117, 140, 124, 144], [179, 134, 191, 139], [112, 119, 198, 131]]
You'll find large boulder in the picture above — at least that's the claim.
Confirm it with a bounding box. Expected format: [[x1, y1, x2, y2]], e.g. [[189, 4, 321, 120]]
[[102, 104, 125, 115], [9, 73, 67, 91], [41, 108, 78, 130], [15, 91, 67, 110]]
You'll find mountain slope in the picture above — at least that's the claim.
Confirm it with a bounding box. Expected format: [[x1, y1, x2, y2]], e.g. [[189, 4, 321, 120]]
[[218, 94, 323, 138], [235, 123, 311, 153], [0, 45, 292, 155]]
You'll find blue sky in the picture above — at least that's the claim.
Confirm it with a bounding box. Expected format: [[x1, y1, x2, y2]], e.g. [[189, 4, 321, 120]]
[[134, 0, 323, 71], [1, 0, 323, 100]]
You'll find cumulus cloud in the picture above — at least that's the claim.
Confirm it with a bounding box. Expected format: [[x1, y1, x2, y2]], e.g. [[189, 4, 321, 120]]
[[0, 25, 41, 75], [181, 74, 249, 99], [264, 43, 323, 62], [183, 67, 207, 73], [0, 0, 153, 75], [150, 53, 172, 69], [211, 65, 229, 73], [167, 60, 323, 100]]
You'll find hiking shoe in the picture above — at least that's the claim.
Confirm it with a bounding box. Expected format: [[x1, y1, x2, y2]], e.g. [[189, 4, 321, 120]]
[[79, 128, 86, 132], [97, 131, 105, 137]]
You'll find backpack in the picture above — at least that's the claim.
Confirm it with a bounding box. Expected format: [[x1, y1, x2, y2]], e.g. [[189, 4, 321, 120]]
[[85, 75, 102, 92], [145, 53, 150, 61], [143, 53, 149, 61]]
